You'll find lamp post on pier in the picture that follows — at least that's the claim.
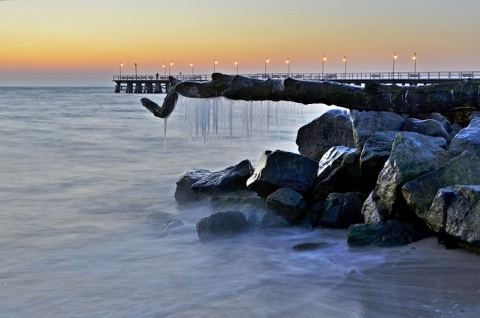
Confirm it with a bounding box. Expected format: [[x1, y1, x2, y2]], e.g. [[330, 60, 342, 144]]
[[169, 61, 173, 76], [393, 52, 397, 79], [190, 61, 194, 76], [162, 63, 166, 78], [119, 62, 123, 79], [343, 56, 347, 78], [214, 58, 218, 73], [135, 63, 137, 79], [286, 58, 290, 76], [322, 55, 326, 79], [264, 57, 269, 78], [234, 60, 238, 74], [412, 53, 417, 73]]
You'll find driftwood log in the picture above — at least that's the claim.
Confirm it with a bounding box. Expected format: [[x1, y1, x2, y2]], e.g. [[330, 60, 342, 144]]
[[140, 73, 480, 118]]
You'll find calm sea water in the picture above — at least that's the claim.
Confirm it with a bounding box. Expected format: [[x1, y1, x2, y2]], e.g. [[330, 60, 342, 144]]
[[1, 87, 479, 317]]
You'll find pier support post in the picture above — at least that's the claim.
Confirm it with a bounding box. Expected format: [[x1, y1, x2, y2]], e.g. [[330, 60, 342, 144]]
[[154, 82, 162, 93], [145, 82, 153, 93], [114, 82, 121, 93], [135, 82, 143, 93], [126, 82, 133, 93]]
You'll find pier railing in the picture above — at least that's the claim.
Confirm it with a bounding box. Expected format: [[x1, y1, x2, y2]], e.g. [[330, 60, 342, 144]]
[[113, 71, 479, 82]]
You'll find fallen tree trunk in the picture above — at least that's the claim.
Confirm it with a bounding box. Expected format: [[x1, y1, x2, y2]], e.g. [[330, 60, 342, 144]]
[[141, 73, 480, 117]]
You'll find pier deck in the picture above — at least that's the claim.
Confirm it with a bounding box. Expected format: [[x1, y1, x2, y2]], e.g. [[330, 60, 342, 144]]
[[113, 71, 479, 93]]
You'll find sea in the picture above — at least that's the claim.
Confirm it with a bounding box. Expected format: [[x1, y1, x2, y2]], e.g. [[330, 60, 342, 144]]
[[1, 87, 479, 318]]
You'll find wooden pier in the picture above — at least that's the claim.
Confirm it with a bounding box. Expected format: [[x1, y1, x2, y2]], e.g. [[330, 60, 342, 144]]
[[113, 71, 479, 93]]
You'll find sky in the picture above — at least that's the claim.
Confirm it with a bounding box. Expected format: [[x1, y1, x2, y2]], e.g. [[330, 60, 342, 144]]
[[1, 0, 479, 86]]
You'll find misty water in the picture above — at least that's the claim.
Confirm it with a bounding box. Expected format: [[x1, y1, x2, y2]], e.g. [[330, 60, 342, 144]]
[[1, 87, 479, 317]]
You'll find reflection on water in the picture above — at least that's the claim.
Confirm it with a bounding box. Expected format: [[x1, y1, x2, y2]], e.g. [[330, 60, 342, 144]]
[[0, 88, 479, 317]]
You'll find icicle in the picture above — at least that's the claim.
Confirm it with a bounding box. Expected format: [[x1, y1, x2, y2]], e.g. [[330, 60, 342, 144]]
[[163, 118, 167, 152]]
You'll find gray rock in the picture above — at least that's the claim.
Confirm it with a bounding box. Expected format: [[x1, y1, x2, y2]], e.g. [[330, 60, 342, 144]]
[[311, 146, 362, 200], [350, 110, 406, 151], [191, 159, 254, 200], [403, 118, 450, 142], [373, 132, 451, 221], [402, 151, 480, 220], [318, 192, 367, 228], [449, 123, 463, 141], [449, 117, 480, 156], [360, 131, 447, 192], [266, 187, 308, 224], [359, 131, 398, 190], [361, 191, 381, 224], [174, 169, 212, 204], [209, 196, 289, 228], [296, 109, 354, 161], [412, 112, 452, 132], [292, 242, 333, 251], [347, 220, 417, 247], [246, 150, 318, 198], [426, 185, 480, 251], [196, 211, 249, 242]]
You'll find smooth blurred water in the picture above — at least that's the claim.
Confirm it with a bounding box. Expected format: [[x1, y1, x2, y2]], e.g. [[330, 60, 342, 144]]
[[1, 87, 479, 318]]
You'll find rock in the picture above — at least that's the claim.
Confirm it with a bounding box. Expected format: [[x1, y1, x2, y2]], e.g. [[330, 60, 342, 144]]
[[359, 131, 447, 192], [311, 146, 362, 200], [359, 131, 398, 190], [443, 111, 480, 127], [449, 123, 463, 140], [361, 192, 381, 224], [347, 220, 417, 247], [403, 118, 450, 142], [402, 151, 480, 220], [196, 211, 249, 242], [373, 132, 451, 221], [191, 159, 254, 200], [426, 185, 480, 251], [318, 192, 367, 228], [412, 112, 452, 132], [246, 150, 318, 198], [292, 242, 332, 251], [350, 110, 406, 151], [266, 187, 308, 224], [296, 109, 355, 161], [209, 196, 289, 228], [449, 117, 480, 156], [174, 169, 212, 204]]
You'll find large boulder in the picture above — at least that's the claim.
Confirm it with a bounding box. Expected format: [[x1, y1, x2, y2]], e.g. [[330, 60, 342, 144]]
[[174, 169, 212, 204], [296, 109, 355, 161], [349, 110, 406, 151], [426, 185, 480, 251], [359, 131, 447, 192], [246, 150, 318, 198], [209, 196, 289, 228], [311, 146, 362, 200], [373, 132, 451, 221], [318, 192, 367, 228], [449, 117, 480, 156], [196, 211, 249, 242], [403, 118, 450, 142], [359, 131, 398, 190], [402, 151, 480, 220], [347, 220, 418, 247], [191, 159, 254, 200], [266, 187, 308, 225]]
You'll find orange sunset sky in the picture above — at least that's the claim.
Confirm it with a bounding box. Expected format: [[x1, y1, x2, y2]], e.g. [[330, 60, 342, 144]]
[[1, 0, 479, 86]]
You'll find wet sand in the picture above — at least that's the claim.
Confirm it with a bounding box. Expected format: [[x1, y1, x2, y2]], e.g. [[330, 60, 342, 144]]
[[327, 237, 480, 317]]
